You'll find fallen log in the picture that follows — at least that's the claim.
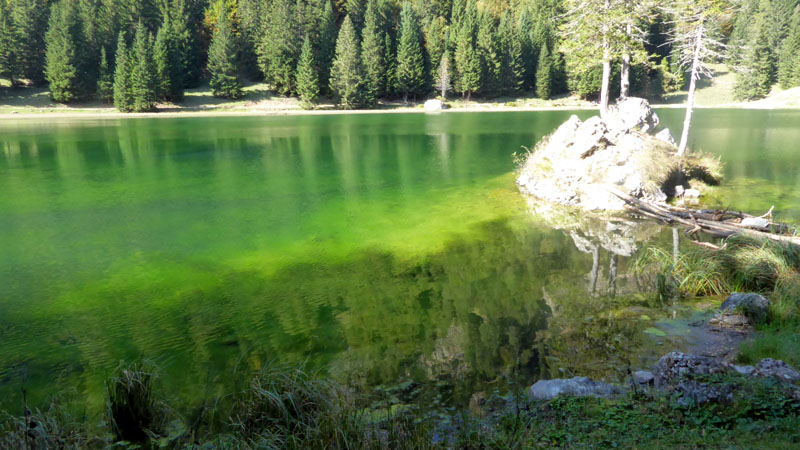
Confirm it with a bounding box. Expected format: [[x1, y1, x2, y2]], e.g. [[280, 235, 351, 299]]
[[604, 187, 800, 247]]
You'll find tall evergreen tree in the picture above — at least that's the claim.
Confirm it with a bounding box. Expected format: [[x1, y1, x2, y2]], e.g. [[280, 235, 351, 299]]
[[396, 2, 425, 102], [330, 15, 363, 109], [0, 2, 17, 85], [536, 45, 553, 100], [130, 22, 158, 111], [361, 0, 385, 105], [454, 0, 481, 100], [498, 11, 525, 96], [734, 19, 776, 101], [296, 36, 319, 109], [317, 0, 338, 95], [435, 49, 451, 99], [97, 46, 114, 102], [777, 8, 800, 89], [208, 6, 243, 99], [45, 0, 83, 103], [258, 0, 298, 95], [11, 0, 49, 85], [425, 16, 448, 92], [113, 32, 134, 112], [477, 11, 501, 96], [154, 15, 184, 101]]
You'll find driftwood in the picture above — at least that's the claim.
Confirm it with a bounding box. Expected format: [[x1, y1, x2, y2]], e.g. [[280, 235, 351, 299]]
[[605, 187, 800, 247]]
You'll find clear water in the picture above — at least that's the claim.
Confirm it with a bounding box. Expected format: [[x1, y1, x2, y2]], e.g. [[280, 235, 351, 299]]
[[1, 109, 798, 412]]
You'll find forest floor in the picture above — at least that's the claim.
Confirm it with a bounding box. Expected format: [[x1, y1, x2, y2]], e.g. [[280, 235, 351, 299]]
[[2, 64, 800, 119]]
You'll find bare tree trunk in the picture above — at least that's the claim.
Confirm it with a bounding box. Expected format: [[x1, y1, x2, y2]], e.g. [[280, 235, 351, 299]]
[[608, 254, 618, 298], [621, 24, 631, 99], [600, 0, 611, 119], [678, 24, 703, 157]]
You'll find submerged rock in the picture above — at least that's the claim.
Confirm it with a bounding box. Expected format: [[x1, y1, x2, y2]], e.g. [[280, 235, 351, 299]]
[[720, 293, 770, 324], [529, 377, 622, 400]]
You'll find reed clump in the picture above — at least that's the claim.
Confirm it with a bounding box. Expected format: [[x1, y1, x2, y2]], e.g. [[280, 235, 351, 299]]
[[106, 361, 160, 443]]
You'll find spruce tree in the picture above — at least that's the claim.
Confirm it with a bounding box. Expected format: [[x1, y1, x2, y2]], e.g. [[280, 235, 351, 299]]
[[425, 16, 447, 92], [208, 8, 243, 99], [45, 0, 82, 103], [536, 45, 553, 100], [0, 2, 16, 85], [477, 11, 501, 96], [258, 0, 298, 95], [777, 9, 800, 89], [498, 11, 525, 96], [130, 22, 158, 111], [361, 0, 385, 105], [317, 0, 337, 95], [113, 33, 134, 112], [97, 47, 114, 103], [154, 15, 184, 101], [396, 2, 425, 102], [296, 36, 319, 109], [11, 0, 49, 85], [330, 15, 363, 109], [454, 0, 481, 100], [734, 19, 776, 101]]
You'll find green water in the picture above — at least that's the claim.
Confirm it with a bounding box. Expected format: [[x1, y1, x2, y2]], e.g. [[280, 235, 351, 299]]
[[1, 110, 798, 413]]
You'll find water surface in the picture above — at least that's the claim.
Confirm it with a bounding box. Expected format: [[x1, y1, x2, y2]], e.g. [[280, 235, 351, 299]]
[[1, 109, 798, 412]]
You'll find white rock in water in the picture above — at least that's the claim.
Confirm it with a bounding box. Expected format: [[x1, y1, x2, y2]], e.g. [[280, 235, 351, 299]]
[[741, 217, 770, 229], [683, 188, 701, 198], [424, 99, 444, 112], [529, 377, 621, 400], [655, 128, 676, 146]]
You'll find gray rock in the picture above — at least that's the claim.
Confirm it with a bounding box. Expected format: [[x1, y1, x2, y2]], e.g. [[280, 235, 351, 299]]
[[655, 128, 676, 146], [709, 313, 751, 328], [741, 217, 770, 229], [732, 364, 757, 376], [605, 97, 660, 134], [632, 370, 655, 386], [674, 380, 734, 407], [755, 359, 800, 382], [529, 377, 622, 400], [720, 293, 770, 324], [654, 352, 730, 387]]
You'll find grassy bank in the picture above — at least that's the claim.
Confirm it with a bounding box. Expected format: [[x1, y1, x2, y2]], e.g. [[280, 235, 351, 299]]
[[2, 359, 799, 449]]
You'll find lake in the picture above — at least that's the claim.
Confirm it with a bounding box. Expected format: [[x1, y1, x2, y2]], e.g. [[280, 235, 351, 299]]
[[1, 109, 799, 413]]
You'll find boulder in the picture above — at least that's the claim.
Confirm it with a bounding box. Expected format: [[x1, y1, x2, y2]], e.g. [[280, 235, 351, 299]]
[[674, 380, 734, 407], [424, 99, 444, 112], [720, 293, 769, 324], [654, 352, 730, 387], [755, 359, 800, 382], [529, 377, 622, 400], [655, 128, 676, 146], [605, 97, 660, 134], [632, 370, 655, 386], [516, 98, 680, 211]]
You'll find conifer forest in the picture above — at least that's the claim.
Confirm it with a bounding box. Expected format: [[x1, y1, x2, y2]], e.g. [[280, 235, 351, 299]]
[[0, 0, 799, 111]]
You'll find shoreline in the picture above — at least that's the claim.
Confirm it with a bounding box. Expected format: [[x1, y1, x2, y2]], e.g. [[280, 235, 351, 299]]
[[1, 102, 798, 121]]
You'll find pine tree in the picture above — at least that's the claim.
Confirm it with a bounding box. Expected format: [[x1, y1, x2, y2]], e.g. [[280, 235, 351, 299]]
[[113, 32, 134, 112], [258, 0, 298, 95], [777, 9, 800, 89], [0, 2, 16, 85], [97, 47, 114, 102], [734, 19, 776, 101], [477, 11, 501, 96], [317, 0, 337, 95], [425, 16, 447, 92], [130, 22, 158, 111], [11, 0, 49, 85], [154, 15, 184, 101], [454, 0, 480, 100], [498, 11, 525, 96], [330, 15, 363, 109], [208, 7, 243, 99], [536, 45, 553, 100], [361, 0, 385, 105], [296, 36, 319, 109], [45, 0, 82, 103], [396, 2, 425, 102]]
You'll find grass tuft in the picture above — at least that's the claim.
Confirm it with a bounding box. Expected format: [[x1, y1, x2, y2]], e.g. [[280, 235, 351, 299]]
[[106, 361, 159, 443]]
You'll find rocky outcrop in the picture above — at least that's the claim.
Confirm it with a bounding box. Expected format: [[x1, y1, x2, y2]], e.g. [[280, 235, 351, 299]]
[[516, 98, 679, 211], [529, 377, 621, 400]]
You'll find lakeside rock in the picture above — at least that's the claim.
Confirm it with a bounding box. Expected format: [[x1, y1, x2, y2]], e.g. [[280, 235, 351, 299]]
[[529, 377, 621, 400], [654, 352, 730, 387], [424, 99, 445, 112], [719, 293, 770, 324], [516, 97, 719, 211]]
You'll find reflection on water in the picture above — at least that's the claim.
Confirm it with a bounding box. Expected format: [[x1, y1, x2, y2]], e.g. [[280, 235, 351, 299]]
[[0, 109, 798, 413]]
